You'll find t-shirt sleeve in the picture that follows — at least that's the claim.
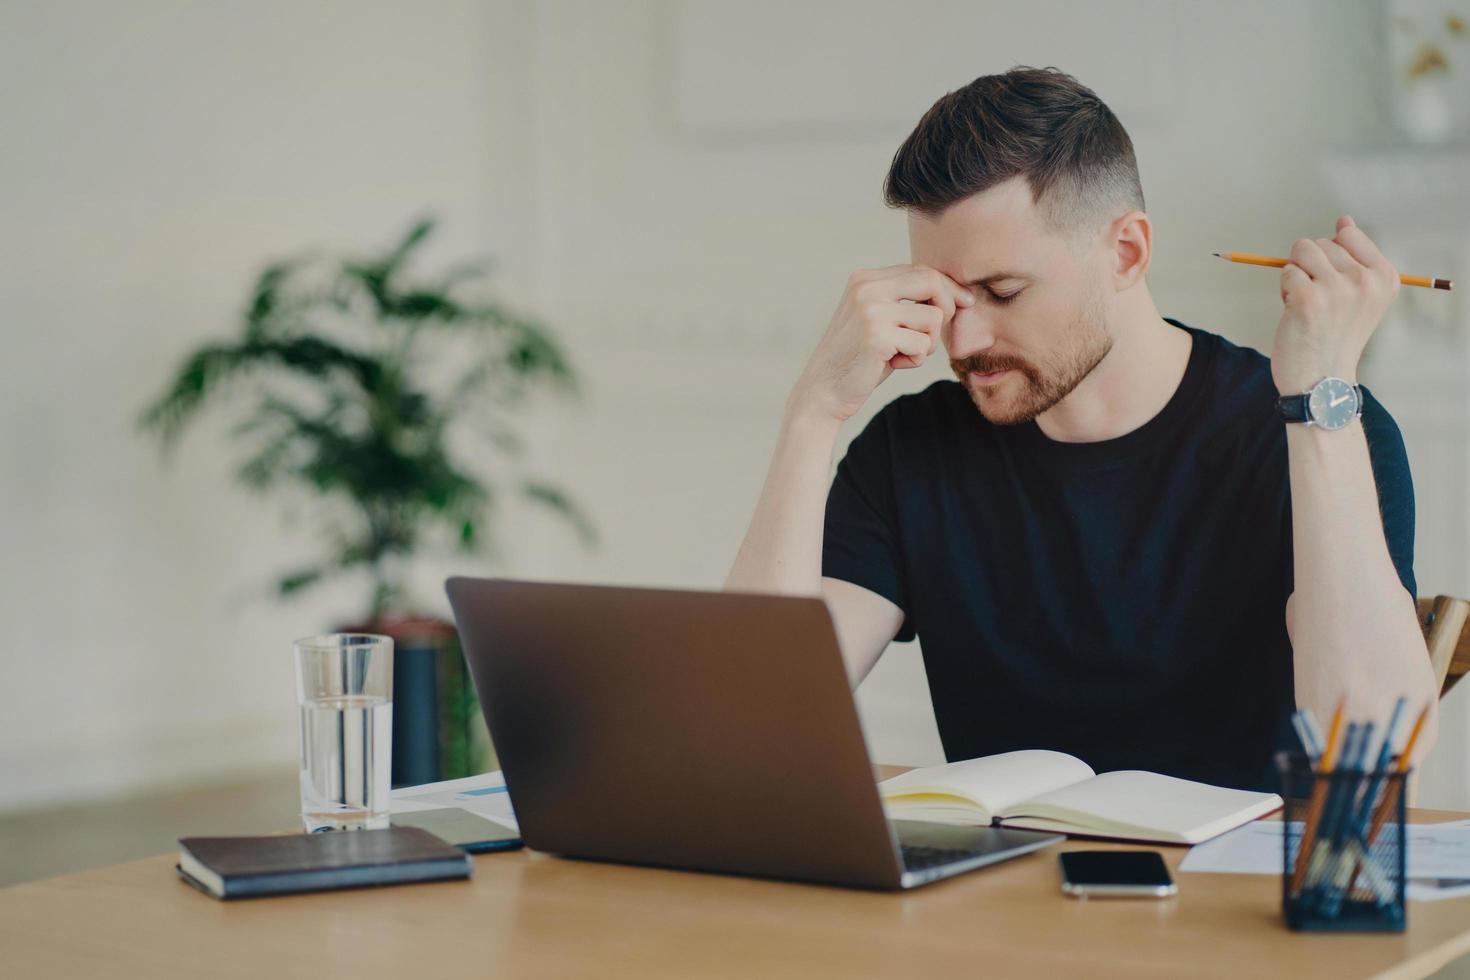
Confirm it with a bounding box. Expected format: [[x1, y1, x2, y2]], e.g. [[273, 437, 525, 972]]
[[1360, 386, 1416, 600], [822, 409, 917, 643]]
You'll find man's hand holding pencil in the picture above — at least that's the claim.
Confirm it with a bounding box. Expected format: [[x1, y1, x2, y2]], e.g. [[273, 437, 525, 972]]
[[1266, 215, 1402, 397]]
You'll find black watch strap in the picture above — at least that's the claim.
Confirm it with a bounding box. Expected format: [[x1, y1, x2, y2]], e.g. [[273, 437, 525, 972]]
[[1276, 383, 1365, 424], [1277, 392, 1311, 423]]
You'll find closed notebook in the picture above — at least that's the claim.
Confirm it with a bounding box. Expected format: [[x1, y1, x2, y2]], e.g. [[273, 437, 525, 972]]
[[176, 826, 472, 900], [880, 750, 1283, 845]]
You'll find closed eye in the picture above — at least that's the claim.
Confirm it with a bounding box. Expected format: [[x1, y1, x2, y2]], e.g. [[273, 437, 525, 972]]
[[988, 288, 1021, 305]]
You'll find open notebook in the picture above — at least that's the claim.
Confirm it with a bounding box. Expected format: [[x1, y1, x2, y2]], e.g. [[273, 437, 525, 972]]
[[880, 750, 1282, 845]]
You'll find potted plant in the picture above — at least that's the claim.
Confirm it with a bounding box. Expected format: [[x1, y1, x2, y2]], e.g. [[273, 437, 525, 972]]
[[140, 217, 596, 783]]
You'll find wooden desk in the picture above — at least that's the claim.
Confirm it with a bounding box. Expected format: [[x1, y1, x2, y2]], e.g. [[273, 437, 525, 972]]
[[5, 788, 1470, 979]]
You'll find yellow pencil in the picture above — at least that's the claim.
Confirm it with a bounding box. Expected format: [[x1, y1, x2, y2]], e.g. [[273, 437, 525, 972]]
[[1361, 700, 1432, 845], [1290, 697, 1348, 895], [1213, 251, 1452, 291]]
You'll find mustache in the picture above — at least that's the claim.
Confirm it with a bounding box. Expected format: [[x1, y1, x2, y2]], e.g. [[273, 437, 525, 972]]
[[952, 353, 1034, 377]]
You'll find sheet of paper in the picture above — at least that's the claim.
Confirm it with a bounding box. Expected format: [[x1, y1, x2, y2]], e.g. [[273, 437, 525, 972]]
[[1179, 818, 1470, 886], [1178, 820, 1295, 875], [1405, 821, 1470, 878], [1404, 820, 1470, 902], [390, 770, 518, 831], [1407, 879, 1470, 902]]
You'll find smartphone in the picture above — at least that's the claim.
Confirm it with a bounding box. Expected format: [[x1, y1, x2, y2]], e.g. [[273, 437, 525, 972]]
[[1059, 850, 1176, 898], [391, 808, 524, 853]]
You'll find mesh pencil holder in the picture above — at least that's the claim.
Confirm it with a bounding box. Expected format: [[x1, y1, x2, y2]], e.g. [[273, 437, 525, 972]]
[[1276, 750, 1407, 932]]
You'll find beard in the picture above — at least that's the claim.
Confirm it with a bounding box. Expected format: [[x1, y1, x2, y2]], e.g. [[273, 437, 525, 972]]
[[950, 290, 1112, 426]]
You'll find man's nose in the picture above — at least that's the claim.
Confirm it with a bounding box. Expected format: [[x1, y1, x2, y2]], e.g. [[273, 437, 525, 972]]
[[946, 306, 998, 360]]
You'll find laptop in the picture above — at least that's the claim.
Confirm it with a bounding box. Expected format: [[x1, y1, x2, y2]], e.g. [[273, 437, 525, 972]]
[[444, 576, 1063, 890]]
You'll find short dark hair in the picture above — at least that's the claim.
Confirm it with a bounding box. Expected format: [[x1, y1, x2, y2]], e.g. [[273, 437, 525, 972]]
[[883, 66, 1144, 237]]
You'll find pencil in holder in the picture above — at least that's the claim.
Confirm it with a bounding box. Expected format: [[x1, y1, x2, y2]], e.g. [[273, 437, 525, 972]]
[[1276, 750, 1406, 932]]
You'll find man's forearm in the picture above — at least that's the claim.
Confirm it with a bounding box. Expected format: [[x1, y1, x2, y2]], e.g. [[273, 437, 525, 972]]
[[724, 401, 843, 595], [1286, 423, 1439, 762]]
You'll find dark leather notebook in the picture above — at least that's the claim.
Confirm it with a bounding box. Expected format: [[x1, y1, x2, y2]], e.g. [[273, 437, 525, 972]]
[[176, 826, 472, 900]]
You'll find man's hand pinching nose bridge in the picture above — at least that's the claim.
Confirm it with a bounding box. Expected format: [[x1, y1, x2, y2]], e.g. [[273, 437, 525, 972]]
[[897, 268, 976, 361], [788, 264, 975, 426]]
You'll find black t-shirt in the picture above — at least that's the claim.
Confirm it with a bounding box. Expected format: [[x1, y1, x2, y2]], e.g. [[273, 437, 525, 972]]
[[821, 319, 1415, 792]]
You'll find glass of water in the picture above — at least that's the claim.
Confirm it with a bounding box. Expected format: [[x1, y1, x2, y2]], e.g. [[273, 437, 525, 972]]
[[293, 633, 394, 831]]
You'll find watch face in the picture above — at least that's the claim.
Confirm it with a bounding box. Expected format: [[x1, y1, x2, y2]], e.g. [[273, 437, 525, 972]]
[[1308, 378, 1360, 430]]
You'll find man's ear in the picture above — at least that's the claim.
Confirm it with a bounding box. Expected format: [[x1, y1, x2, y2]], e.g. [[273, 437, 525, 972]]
[[1109, 210, 1152, 290]]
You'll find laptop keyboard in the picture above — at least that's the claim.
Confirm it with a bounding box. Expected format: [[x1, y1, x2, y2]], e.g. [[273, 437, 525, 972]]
[[900, 844, 982, 872]]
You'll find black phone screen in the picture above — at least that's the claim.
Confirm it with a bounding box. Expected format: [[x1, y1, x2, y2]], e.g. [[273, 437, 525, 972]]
[[1059, 850, 1174, 887]]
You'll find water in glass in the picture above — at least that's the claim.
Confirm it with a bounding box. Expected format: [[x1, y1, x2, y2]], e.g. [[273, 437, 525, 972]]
[[298, 693, 393, 830]]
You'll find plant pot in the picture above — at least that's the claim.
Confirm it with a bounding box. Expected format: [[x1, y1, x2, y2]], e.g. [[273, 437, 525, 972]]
[[336, 615, 491, 787]]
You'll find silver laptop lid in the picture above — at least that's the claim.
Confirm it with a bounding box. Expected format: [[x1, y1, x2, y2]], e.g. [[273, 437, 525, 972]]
[[445, 576, 904, 889]]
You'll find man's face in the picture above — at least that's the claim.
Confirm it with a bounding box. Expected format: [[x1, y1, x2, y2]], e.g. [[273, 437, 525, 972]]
[[908, 175, 1113, 425]]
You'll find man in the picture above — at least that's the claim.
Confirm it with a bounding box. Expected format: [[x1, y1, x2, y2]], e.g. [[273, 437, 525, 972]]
[[724, 66, 1438, 792]]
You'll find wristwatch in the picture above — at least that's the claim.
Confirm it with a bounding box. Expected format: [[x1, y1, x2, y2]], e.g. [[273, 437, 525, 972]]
[[1276, 377, 1363, 431]]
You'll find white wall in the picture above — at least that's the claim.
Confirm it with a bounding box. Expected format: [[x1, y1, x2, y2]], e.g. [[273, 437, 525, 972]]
[[4, 0, 1467, 814], [0, 0, 541, 810]]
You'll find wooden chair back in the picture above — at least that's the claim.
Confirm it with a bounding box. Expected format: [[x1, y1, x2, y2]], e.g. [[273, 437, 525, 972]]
[[1407, 595, 1470, 806], [1419, 595, 1470, 698]]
